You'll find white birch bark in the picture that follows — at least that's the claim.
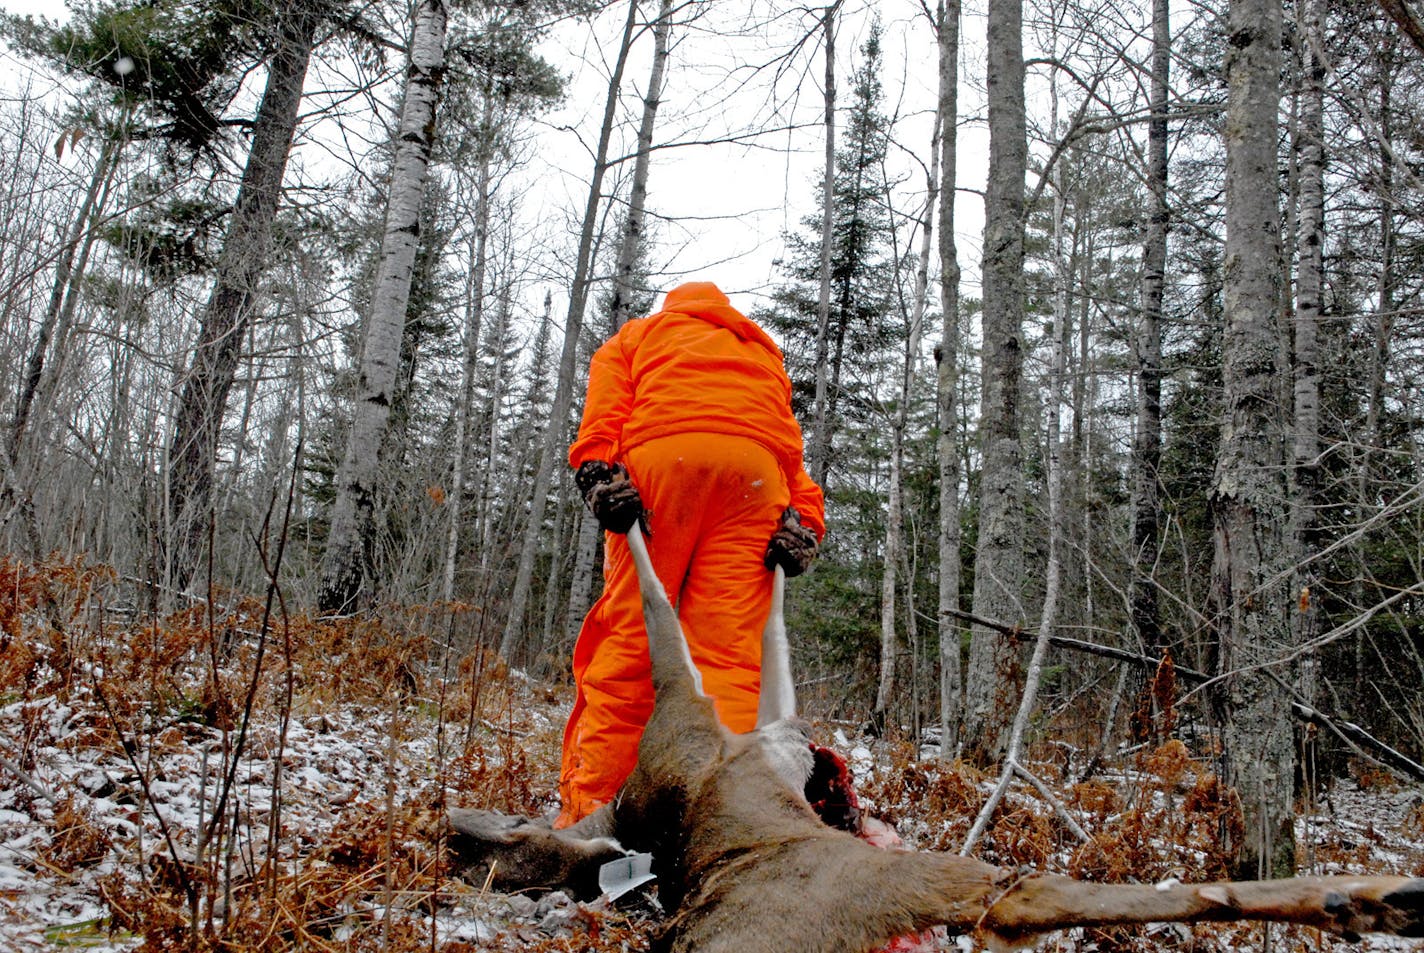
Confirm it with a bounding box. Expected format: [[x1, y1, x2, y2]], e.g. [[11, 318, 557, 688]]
[[1291, 0, 1324, 665], [319, 0, 448, 612], [934, 0, 964, 758]]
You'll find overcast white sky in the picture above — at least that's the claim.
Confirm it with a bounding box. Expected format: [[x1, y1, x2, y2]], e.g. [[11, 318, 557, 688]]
[[530, 0, 992, 318]]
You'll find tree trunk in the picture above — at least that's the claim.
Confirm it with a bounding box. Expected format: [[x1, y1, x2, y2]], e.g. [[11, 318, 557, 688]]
[[963, 0, 1027, 767], [810, 2, 837, 487], [608, 0, 672, 331], [565, 292, 600, 643], [1291, 0, 1324, 671], [477, 292, 512, 569], [935, 0, 964, 759], [539, 469, 571, 664], [10, 134, 119, 463], [499, 0, 641, 662], [441, 136, 495, 604], [1131, 0, 1169, 675], [1350, 40, 1395, 709], [167, 2, 321, 595], [319, 0, 449, 613], [961, 164, 1070, 854], [1211, 0, 1293, 878], [873, 120, 939, 729], [565, 506, 600, 647]]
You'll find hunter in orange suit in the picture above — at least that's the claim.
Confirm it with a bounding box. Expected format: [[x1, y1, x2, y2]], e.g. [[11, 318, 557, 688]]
[[556, 281, 825, 827]]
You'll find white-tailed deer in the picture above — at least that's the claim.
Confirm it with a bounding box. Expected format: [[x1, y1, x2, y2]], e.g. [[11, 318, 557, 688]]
[[447, 525, 1424, 952]]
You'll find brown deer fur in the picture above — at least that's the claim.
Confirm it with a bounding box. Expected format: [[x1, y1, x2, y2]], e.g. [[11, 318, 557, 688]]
[[447, 526, 1424, 952]]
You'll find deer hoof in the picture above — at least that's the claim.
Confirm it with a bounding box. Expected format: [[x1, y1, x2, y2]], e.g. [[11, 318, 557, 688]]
[[1382, 879, 1424, 937]]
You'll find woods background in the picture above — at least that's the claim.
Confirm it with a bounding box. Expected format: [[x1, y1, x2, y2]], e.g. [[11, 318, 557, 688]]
[[2, 0, 1423, 884]]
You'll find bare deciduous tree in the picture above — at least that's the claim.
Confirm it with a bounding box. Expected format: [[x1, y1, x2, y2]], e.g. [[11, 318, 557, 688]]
[[963, 0, 1028, 767], [934, 0, 965, 758], [1210, 0, 1294, 877], [167, 2, 323, 595], [500, 0, 641, 662], [1130, 0, 1169, 676]]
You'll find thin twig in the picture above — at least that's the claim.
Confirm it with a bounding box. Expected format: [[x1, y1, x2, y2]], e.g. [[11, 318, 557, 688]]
[[0, 751, 58, 804], [1012, 761, 1090, 842], [89, 677, 198, 912]]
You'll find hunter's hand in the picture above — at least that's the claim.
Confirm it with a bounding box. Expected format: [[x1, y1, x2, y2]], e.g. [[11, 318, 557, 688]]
[[764, 506, 818, 577], [575, 460, 644, 534]]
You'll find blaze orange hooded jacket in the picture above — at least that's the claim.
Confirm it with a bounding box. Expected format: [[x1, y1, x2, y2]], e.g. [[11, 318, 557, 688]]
[[567, 282, 825, 538], [557, 282, 824, 826]]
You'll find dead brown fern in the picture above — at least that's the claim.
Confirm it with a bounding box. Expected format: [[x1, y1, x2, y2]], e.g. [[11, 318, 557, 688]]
[[42, 795, 112, 868]]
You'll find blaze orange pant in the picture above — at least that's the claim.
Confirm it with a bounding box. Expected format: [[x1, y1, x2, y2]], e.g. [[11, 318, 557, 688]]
[[556, 432, 788, 827]]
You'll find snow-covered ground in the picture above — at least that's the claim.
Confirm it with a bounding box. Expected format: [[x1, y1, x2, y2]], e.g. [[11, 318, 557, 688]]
[[3, 611, 1423, 952], [0, 625, 626, 952]]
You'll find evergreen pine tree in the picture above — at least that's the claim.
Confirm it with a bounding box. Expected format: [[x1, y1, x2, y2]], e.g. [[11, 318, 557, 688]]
[[755, 19, 906, 714]]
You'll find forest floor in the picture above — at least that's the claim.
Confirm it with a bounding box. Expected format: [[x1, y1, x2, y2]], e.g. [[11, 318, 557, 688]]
[[3, 556, 1424, 952]]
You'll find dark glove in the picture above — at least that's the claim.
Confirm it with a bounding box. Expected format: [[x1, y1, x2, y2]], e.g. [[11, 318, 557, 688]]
[[575, 460, 644, 534], [764, 506, 818, 577]]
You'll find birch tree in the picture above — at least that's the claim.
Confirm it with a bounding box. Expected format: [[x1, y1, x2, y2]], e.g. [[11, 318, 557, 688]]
[[934, 0, 964, 759], [1291, 0, 1325, 672], [319, 0, 449, 613]]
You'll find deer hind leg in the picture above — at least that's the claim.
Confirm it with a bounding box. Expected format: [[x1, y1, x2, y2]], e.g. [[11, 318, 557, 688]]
[[756, 563, 795, 728], [978, 872, 1424, 947], [625, 524, 704, 698]]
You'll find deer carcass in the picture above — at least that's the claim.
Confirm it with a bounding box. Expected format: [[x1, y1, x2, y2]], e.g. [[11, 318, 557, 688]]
[[446, 526, 1424, 952]]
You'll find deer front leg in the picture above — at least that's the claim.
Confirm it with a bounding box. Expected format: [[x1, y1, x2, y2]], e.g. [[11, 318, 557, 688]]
[[981, 872, 1424, 947]]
